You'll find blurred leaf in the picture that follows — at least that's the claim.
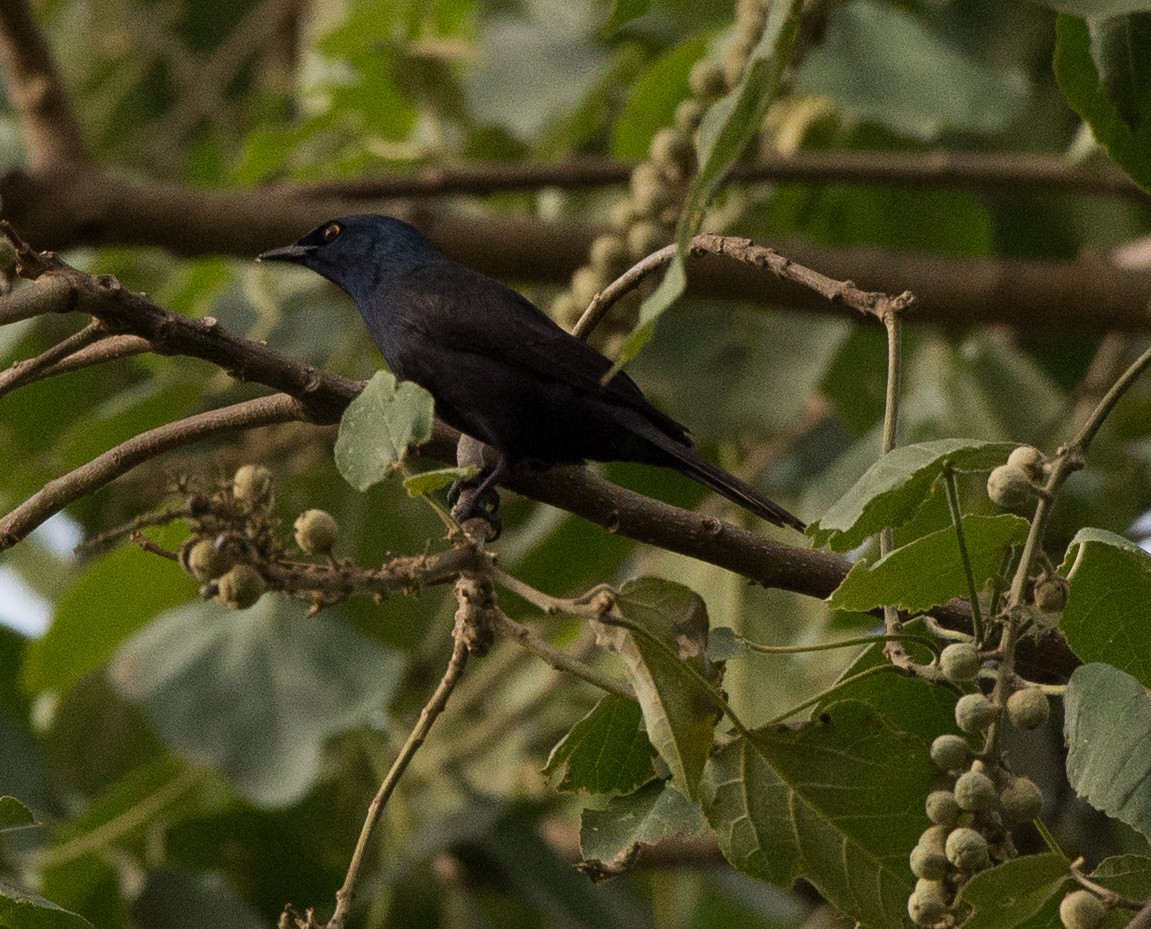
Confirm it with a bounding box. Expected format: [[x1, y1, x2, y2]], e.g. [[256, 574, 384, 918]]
[[111, 597, 404, 807], [1055, 14, 1151, 191], [403, 465, 478, 498], [956, 854, 1071, 929], [1064, 662, 1151, 840], [0, 795, 35, 830], [598, 578, 721, 799], [1061, 528, 1151, 684], [0, 882, 95, 929], [1090, 853, 1151, 902], [611, 37, 707, 158], [798, 0, 1027, 139], [133, 867, 262, 929], [614, 0, 802, 369], [23, 523, 192, 695], [545, 694, 656, 795], [828, 514, 1029, 613], [700, 700, 934, 929], [580, 780, 706, 869], [808, 439, 1017, 552], [1039, 0, 1151, 12], [335, 370, 435, 492], [602, 0, 650, 36]]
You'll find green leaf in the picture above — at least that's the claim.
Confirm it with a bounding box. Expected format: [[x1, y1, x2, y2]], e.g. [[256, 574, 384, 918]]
[[597, 577, 721, 799], [1091, 854, 1151, 899], [1064, 663, 1151, 840], [1040, 1, 1151, 13], [601, 0, 650, 37], [23, 523, 192, 695], [0, 880, 95, 929], [612, 0, 802, 370], [580, 780, 706, 870], [111, 598, 405, 808], [132, 867, 263, 929], [0, 796, 35, 830], [335, 371, 435, 492], [611, 37, 707, 158], [402, 466, 478, 498], [1055, 14, 1151, 192], [957, 854, 1071, 929], [700, 700, 935, 929], [808, 439, 1017, 552], [1061, 528, 1151, 685], [544, 694, 656, 795], [828, 514, 1029, 613]]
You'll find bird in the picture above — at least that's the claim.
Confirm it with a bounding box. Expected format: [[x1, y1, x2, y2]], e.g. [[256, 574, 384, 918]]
[[258, 215, 804, 534]]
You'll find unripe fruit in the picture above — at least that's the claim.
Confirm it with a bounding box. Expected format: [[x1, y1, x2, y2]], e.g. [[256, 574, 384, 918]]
[[930, 734, 972, 771], [987, 464, 1034, 511], [1006, 687, 1050, 731], [674, 98, 706, 133], [925, 790, 961, 827], [1060, 891, 1106, 929], [940, 642, 981, 682], [910, 842, 948, 880], [954, 770, 997, 811], [609, 199, 634, 230], [1034, 576, 1069, 613], [955, 693, 998, 734], [588, 235, 629, 278], [688, 59, 727, 100], [650, 127, 695, 180], [626, 221, 667, 260], [571, 266, 608, 309], [945, 827, 989, 871], [908, 880, 949, 926], [1007, 445, 1046, 479], [1000, 776, 1043, 824], [183, 538, 232, 581], [294, 509, 339, 556], [217, 564, 266, 610], [630, 169, 672, 218], [919, 824, 950, 852], [550, 294, 578, 326], [233, 464, 273, 506]]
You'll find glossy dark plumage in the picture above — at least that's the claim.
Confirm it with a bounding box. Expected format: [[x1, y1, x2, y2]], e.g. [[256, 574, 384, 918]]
[[259, 215, 804, 532]]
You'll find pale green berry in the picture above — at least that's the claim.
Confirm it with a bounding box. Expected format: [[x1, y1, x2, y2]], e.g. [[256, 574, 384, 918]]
[[945, 827, 989, 871], [1006, 688, 1050, 731], [907, 879, 949, 926], [233, 464, 273, 506], [294, 509, 339, 556], [1034, 576, 1069, 613], [1000, 776, 1043, 824], [217, 564, 266, 610], [1059, 891, 1106, 929], [183, 538, 232, 581], [910, 842, 948, 880], [955, 693, 998, 734], [954, 770, 997, 811], [987, 464, 1033, 511], [940, 642, 981, 682], [930, 734, 972, 771], [688, 59, 727, 100], [925, 790, 961, 827], [1007, 445, 1045, 479]]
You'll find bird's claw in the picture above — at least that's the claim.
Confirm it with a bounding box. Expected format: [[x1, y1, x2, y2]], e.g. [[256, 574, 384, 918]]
[[449, 481, 502, 540]]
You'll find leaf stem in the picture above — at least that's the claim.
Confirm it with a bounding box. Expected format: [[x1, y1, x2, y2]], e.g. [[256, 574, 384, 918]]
[[943, 466, 985, 647], [737, 631, 941, 658], [763, 663, 900, 727]]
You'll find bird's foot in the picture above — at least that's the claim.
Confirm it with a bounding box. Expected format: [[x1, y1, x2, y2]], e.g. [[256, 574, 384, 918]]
[[449, 478, 503, 541]]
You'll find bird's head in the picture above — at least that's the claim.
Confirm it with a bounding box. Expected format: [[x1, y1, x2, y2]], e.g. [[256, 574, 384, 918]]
[[258, 215, 439, 303]]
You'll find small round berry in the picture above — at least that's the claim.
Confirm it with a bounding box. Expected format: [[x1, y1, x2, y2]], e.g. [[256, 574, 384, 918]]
[[910, 842, 948, 880], [919, 824, 950, 852], [217, 564, 266, 610], [650, 127, 695, 180], [1000, 776, 1044, 824], [588, 234, 629, 278], [294, 509, 339, 556], [925, 790, 961, 827], [571, 266, 609, 309], [182, 538, 232, 581], [1006, 688, 1050, 731], [1034, 576, 1070, 614], [1059, 890, 1106, 929], [955, 693, 998, 734], [608, 199, 634, 230], [930, 734, 972, 772], [987, 464, 1034, 511], [674, 98, 707, 134], [630, 169, 673, 218], [954, 770, 997, 812], [550, 293, 579, 326], [907, 879, 949, 926], [1007, 445, 1046, 479], [233, 464, 273, 506], [940, 642, 981, 683], [688, 59, 727, 100], [945, 827, 989, 871], [626, 221, 668, 260]]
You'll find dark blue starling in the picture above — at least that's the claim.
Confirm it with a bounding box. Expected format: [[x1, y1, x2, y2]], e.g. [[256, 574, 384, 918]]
[[259, 215, 804, 532]]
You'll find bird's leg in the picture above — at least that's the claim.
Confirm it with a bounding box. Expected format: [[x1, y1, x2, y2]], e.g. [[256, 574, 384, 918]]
[[450, 457, 509, 538]]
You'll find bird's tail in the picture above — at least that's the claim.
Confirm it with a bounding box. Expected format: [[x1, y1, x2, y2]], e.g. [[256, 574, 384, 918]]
[[647, 435, 806, 532]]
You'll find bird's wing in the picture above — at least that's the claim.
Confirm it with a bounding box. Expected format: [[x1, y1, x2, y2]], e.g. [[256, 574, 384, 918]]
[[400, 264, 690, 442]]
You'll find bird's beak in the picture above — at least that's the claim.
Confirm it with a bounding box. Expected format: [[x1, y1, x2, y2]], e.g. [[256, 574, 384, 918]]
[[257, 243, 314, 263]]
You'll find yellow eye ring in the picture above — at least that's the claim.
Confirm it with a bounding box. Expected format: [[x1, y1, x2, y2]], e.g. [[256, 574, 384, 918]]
[[322, 222, 341, 242]]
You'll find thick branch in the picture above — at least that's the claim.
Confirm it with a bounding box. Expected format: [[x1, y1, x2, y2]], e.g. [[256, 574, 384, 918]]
[[0, 0, 86, 166]]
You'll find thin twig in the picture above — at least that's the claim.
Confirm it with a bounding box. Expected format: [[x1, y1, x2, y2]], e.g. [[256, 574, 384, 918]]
[[738, 632, 941, 657], [0, 320, 105, 398], [0, 393, 306, 551], [1072, 343, 1151, 452], [878, 301, 907, 661], [763, 663, 901, 726], [943, 466, 985, 647], [31, 334, 152, 382]]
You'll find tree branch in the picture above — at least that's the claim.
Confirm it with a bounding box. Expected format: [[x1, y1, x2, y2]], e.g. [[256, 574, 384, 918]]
[[0, 0, 86, 167]]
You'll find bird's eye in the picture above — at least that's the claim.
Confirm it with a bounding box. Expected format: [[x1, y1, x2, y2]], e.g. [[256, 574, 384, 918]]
[[322, 223, 342, 242]]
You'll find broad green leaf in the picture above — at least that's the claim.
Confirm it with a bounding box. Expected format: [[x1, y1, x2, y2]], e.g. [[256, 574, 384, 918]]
[[335, 371, 435, 492], [402, 466, 478, 498], [1090, 854, 1151, 906], [828, 514, 1029, 613], [1064, 663, 1151, 840], [1061, 527, 1151, 685], [598, 577, 721, 799], [111, 598, 404, 808], [808, 439, 1017, 552], [0, 881, 95, 929], [601, 0, 650, 37], [612, 0, 802, 370], [1055, 14, 1151, 191], [23, 523, 192, 695], [0, 796, 35, 830], [611, 38, 707, 158], [957, 854, 1071, 929], [700, 700, 935, 929], [580, 781, 706, 870], [1091, 16, 1151, 125], [544, 694, 656, 795], [798, 0, 1027, 139]]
